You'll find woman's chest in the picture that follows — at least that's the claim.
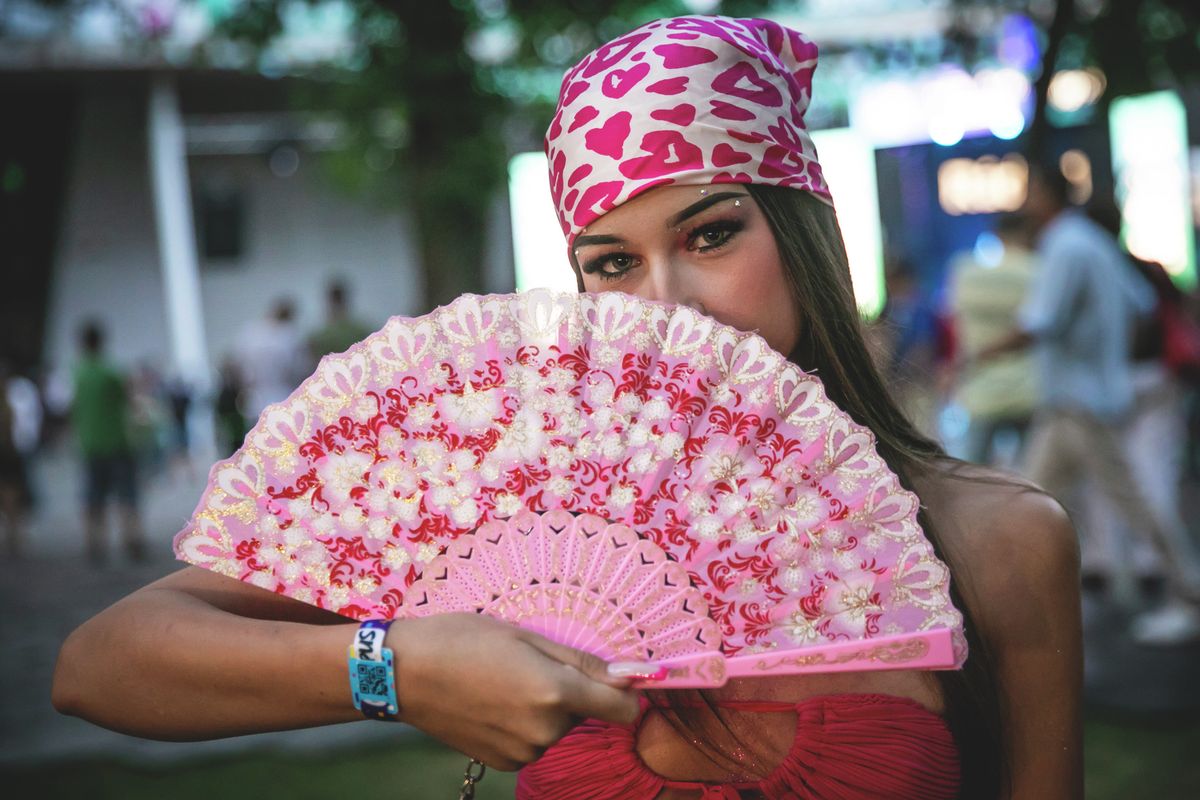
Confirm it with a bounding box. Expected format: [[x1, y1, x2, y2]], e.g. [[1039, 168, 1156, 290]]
[[636, 669, 944, 783]]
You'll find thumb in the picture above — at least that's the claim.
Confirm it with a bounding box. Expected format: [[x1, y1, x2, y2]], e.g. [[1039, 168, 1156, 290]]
[[522, 635, 645, 725]]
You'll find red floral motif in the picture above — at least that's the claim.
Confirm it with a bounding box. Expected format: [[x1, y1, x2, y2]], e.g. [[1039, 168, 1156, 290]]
[[235, 538, 265, 571]]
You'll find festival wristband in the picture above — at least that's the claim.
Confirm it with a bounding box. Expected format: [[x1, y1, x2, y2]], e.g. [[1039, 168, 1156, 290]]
[[347, 619, 399, 721]]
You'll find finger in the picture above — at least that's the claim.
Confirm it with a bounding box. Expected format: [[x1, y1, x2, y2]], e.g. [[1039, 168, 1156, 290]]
[[522, 637, 642, 724], [559, 663, 642, 725], [522, 633, 632, 687]]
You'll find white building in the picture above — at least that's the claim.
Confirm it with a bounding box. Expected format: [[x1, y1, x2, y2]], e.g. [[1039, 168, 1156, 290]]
[[1, 64, 515, 453]]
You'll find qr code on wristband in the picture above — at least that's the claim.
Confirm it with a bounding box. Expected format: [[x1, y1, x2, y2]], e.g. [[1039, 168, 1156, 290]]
[[356, 662, 389, 696]]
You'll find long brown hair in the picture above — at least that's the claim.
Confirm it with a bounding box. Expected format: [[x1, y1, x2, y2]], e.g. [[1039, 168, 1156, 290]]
[[637, 186, 1008, 798]]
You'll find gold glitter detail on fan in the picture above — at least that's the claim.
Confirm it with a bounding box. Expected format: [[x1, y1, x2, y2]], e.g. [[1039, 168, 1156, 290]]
[[749, 638, 930, 671]]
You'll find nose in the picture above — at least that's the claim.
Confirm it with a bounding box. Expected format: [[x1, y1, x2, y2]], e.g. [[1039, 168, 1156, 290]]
[[643, 258, 707, 314]]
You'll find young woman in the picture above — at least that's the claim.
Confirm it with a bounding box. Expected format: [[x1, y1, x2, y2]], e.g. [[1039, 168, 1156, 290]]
[[53, 16, 1082, 799]]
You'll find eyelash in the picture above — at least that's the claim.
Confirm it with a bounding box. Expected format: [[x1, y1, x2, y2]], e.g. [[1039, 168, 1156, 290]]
[[580, 219, 744, 281]]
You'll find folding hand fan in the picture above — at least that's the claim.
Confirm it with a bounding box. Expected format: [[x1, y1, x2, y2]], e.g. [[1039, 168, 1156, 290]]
[[175, 290, 965, 688]]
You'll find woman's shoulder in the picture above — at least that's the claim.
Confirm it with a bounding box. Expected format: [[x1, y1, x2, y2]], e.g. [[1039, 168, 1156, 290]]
[[916, 461, 1080, 641], [915, 461, 1072, 550]]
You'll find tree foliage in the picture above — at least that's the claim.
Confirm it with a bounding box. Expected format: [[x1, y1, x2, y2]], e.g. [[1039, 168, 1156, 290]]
[[206, 0, 767, 309], [950, 0, 1200, 161]]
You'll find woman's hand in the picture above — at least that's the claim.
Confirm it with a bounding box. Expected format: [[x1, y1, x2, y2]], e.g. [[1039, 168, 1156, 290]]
[[392, 614, 642, 771]]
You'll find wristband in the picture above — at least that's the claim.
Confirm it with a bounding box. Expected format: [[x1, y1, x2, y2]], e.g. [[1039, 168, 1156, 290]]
[[348, 619, 399, 721]]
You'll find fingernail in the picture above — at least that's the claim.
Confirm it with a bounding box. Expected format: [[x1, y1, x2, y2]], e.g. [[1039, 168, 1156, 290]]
[[606, 662, 666, 680]]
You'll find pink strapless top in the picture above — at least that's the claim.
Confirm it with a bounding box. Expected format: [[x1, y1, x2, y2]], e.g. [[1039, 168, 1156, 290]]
[[516, 693, 960, 799]]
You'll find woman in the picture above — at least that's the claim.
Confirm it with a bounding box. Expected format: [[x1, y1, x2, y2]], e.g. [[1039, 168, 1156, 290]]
[[52, 15, 1082, 799]]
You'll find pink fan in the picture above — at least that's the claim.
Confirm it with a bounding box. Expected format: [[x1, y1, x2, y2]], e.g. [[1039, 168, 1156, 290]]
[[175, 290, 964, 687]]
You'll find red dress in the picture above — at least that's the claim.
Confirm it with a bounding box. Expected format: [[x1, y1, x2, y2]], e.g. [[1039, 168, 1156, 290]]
[[517, 693, 960, 799]]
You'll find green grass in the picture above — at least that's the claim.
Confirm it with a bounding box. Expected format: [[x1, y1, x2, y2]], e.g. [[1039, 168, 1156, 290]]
[[1084, 713, 1200, 800], [5, 715, 1198, 799], [3, 737, 518, 800]]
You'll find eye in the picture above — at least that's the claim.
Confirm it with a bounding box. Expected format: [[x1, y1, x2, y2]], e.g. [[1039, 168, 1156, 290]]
[[580, 251, 637, 281], [686, 219, 743, 252]]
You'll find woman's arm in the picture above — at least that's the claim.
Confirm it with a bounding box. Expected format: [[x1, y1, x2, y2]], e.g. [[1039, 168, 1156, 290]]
[[53, 566, 641, 770], [969, 492, 1084, 799]]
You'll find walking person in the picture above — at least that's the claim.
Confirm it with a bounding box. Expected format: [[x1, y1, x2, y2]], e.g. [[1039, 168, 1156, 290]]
[[71, 321, 145, 564], [978, 165, 1200, 644]]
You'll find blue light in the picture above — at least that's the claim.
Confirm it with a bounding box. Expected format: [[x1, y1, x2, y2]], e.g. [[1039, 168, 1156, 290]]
[[990, 106, 1026, 140], [973, 232, 1005, 268], [998, 14, 1040, 74], [929, 117, 964, 147]]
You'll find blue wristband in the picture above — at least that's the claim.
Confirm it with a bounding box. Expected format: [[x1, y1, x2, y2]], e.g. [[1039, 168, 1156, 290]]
[[348, 619, 399, 721]]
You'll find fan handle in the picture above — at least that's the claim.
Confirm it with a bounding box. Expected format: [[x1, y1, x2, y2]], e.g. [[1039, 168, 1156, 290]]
[[633, 628, 957, 689]]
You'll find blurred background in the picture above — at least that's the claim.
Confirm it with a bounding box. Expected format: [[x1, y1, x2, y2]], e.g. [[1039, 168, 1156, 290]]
[[1, 0, 1198, 797]]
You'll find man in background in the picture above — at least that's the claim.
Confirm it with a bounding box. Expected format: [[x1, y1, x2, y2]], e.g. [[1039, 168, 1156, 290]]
[[71, 321, 144, 565], [979, 164, 1200, 644], [308, 279, 373, 363]]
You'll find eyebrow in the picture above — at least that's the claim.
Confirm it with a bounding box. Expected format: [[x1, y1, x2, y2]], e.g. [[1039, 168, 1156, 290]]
[[573, 233, 624, 249], [666, 192, 748, 228], [573, 191, 750, 250]]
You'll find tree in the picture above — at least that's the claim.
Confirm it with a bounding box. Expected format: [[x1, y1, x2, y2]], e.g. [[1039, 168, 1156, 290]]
[[214, 0, 768, 310], [949, 0, 1200, 162]]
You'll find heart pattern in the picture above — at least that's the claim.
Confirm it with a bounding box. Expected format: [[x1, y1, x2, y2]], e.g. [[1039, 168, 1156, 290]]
[[646, 77, 689, 95], [618, 130, 703, 180], [649, 103, 697, 127], [584, 111, 632, 160], [711, 142, 752, 167], [602, 62, 650, 99], [545, 15, 832, 241]]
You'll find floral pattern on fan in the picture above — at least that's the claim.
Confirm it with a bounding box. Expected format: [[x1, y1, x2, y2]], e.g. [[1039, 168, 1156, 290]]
[[175, 290, 966, 670]]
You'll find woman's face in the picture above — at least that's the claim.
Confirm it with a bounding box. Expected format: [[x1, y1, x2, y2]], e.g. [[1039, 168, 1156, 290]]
[[573, 184, 802, 357]]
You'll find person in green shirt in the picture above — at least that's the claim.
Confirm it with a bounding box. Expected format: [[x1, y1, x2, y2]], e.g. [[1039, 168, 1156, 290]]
[[307, 280, 373, 363], [71, 321, 145, 565]]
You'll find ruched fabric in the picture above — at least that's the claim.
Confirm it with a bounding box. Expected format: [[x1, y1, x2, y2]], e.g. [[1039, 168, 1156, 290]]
[[516, 693, 960, 800]]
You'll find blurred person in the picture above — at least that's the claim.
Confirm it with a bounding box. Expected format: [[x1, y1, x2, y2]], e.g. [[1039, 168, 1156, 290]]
[[872, 253, 952, 438], [947, 214, 1039, 465], [164, 374, 196, 481], [6, 358, 43, 509], [236, 298, 308, 421], [978, 165, 1200, 644], [1081, 199, 1200, 598], [307, 279, 373, 362], [71, 321, 145, 565], [6, 362, 43, 461], [54, 17, 1084, 800], [0, 358, 31, 558], [40, 362, 75, 448], [215, 356, 248, 459], [127, 361, 168, 480]]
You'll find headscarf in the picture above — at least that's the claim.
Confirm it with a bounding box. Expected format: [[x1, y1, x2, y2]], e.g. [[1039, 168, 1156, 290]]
[[545, 15, 833, 246]]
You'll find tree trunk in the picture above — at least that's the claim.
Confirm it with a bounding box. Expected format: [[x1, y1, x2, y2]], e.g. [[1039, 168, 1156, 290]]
[[1027, 0, 1076, 162], [389, 2, 499, 310]]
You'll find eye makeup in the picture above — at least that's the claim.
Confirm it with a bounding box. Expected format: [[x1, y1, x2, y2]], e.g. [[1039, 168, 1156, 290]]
[[579, 250, 637, 281], [683, 217, 744, 253], [576, 193, 750, 282], [578, 210, 748, 281]]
